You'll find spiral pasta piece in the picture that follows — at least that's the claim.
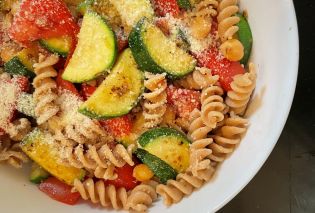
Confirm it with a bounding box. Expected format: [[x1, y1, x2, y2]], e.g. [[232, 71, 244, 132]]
[[143, 72, 167, 128], [65, 143, 134, 175], [156, 171, 212, 206], [188, 108, 212, 141], [0, 137, 28, 168], [201, 85, 227, 128], [33, 54, 60, 125], [73, 178, 129, 210], [225, 63, 256, 115], [126, 181, 158, 212], [7, 118, 32, 141], [217, 0, 240, 42], [176, 67, 219, 90], [209, 112, 248, 163]]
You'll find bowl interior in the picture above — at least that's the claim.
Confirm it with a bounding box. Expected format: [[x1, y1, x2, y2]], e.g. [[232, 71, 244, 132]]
[[0, 0, 298, 212]]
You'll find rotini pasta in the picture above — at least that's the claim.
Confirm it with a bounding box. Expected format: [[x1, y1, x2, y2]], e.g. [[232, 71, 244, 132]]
[[0, 137, 28, 168], [143, 72, 167, 128], [33, 54, 60, 125], [217, 0, 240, 42], [175, 67, 219, 90], [209, 112, 248, 163], [201, 85, 227, 128], [156, 170, 213, 206], [73, 178, 129, 210], [7, 118, 32, 141], [225, 63, 256, 115]]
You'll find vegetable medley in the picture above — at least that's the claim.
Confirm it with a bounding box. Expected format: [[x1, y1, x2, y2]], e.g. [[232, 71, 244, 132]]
[[0, 0, 256, 212]]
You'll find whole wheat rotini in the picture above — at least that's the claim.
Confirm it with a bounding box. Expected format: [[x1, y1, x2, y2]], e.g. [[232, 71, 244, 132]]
[[217, 0, 240, 42], [33, 54, 60, 125], [201, 85, 227, 128], [209, 112, 248, 163], [176, 67, 219, 90], [0, 137, 28, 168], [143, 72, 167, 128], [7, 118, 31, 141], [225, 62, 256, 115]]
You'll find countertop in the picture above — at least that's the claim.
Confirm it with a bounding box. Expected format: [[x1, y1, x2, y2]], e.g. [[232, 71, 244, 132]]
[[220, 0, 315, 212]]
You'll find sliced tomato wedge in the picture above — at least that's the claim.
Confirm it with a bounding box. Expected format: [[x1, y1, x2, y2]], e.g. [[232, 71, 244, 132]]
[[106, 164, 139, 190], [152, 0, 180, 17], [100, 115, 132, 138], [167, 85, 201, 119], [194, 47, 245, 91], [39, 177, 80, 205], [56, 71, 80, 96], [81, 84, 96, 100], [9, 0, 79, 45], [117, 35, 128, 53]]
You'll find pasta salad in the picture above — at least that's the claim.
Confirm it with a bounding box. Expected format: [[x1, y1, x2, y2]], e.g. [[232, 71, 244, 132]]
[[0, 0, 256, 211]]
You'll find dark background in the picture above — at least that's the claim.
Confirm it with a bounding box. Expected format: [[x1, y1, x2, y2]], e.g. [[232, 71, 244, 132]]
[[220, 1, 315, 213]]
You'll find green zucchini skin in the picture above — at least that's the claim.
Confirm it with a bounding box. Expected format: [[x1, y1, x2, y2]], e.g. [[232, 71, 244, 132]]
[[237, 13, 253, 65], [39, 37, 71, 57], [177, 0, 191, 9], [129, 18, 196, 79], [4, 57, 35, 78], [30, 163, 50, 184], [17, 93, 36, 118], [135, 148, 177, 184], [138, 127, 191, 147]]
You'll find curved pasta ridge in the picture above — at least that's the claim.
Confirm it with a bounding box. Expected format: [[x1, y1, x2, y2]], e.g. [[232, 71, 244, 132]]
[[225, 63, 257, 115], [209, 112, 248, 163], [33, 54, 60, 125], [143, 72, 167, 128], [201, 85, 227, 128], [217, 0, 240, 42]]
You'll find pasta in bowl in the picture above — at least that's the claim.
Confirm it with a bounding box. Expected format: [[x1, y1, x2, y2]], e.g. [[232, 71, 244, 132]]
[[0, 0, 298, 213]]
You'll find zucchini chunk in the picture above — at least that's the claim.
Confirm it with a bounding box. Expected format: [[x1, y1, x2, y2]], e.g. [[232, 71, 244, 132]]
[[129, 18, 196, 79], [135, 148, 177, 184], [237, 13, 253, 65], [79, 49, 144, 119], [177, 0, 191, 9], [62, 10, 117, 83], [138, 127, 191, 173], [21, 129, 86, 185], [110, 0, 154, 30], [4, 48, 37, 78], [30, 162, 50, 184], [39, 36, 72, 57]]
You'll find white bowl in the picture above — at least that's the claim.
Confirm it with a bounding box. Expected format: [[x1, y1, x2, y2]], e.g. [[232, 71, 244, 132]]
[[0, 0, 298, 212]]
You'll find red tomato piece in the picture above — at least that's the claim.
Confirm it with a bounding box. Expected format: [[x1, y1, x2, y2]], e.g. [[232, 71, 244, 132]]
[[167, 85, 201, 119], [106, 164, 139, 190], [100, 115, 132, 138], [194, 47, 245, 91], [56, 71, 80, 96], [39, 177, 80, 205], [12, 76, 30, 92], [152, 0, 180, 17], [9, 0, 79, 44], [81, 84, 96, 100]]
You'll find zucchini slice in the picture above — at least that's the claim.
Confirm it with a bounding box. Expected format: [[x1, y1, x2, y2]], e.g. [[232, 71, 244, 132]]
[[39, 36, 72, 57], [110, 0, 154, 30], [129, 18, 196, 79], [177, 0, 191, 9], [4, 48, 37, 78], [21, 129, 86, 185], [138, 127, 191, 173], [62, 10, 117, 83], [237, 13, 253, 65], [79, 49, 144, 119], [30, 162, 50, 184], [135, 148, 177, 184]]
